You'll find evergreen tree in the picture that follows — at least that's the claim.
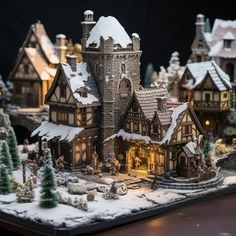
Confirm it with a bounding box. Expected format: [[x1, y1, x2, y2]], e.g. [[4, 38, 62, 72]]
[[0, 140, 13, 175], [7, 128, 20, 169], [40, 150, 58, 208], [0, 164, 12, 194], [203, 139, 211, 158], [144, 63, 154, 88], [205, 18, 211, 33]]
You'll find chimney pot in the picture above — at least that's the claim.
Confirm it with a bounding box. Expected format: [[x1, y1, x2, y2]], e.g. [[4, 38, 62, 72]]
[[66, 55, 77, 72]]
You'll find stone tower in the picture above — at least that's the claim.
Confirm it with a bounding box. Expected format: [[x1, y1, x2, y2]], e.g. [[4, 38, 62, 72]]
[[190, 14, 210, 63], [81, 10, 142, 157]]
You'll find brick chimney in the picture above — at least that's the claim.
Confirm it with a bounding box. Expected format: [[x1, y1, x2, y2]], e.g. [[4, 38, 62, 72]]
[[66, 55, 77, 72], [55, 34, 67, 62], [157, 97, 167, 111]]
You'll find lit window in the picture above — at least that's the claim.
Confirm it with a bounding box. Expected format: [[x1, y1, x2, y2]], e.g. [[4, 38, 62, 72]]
[[184, 125, 191, 135], [205, 120, 210, 126]]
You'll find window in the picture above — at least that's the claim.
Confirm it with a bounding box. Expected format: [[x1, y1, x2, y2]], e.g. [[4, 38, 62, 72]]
[[81, 108, 87, 125], [153, 124, 158, 134], [119, 79, 131, 96], [95, 64, 100, 74], [184, 125, 191, 135], [126, 123, 130, 130], [197, 55, 202, 62], [60, 83, 66, 98], [24, 65, 29, 74], [205, 93, 210, 102], [57, 112, 68, 123], [15, 84, 21, 94], [225, 63, 234, 82], [79, 90, 87, 98], [121, 64, 126, 74], [224, 40, 232, 49], [223, 93, 228, 99], [132, 103, 139, 112], [198, 39, 203, 48], [134, 123, 138, 132]]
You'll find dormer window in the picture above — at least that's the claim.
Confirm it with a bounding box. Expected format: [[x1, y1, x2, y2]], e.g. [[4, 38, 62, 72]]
[[78, 87, 88, 98], [79, 91, 87, 98], [223, 32, 235, 49]]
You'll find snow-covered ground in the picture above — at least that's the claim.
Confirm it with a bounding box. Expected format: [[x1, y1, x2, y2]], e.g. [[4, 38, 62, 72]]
[[0, 146, 236, 229]]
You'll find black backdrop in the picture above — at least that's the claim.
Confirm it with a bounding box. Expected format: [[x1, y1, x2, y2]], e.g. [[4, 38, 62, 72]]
[[0, 0, 236, 83]]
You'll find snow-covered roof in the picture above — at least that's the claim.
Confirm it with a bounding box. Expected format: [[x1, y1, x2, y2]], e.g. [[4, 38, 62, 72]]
[[205, 18, 236, 58], [223, 31, 235, 40], [61, 62, 101, 106], [182, 141, 202, 158], [107, 103, 189, 145], [184, 61, 231, 91], [31, 22, 59, 64], [31, 121, 84, 141], [84, 10, 93, 15], [86, 16, 132, 48], [161, 103, 188, 144], [25, 48, 56, 81]]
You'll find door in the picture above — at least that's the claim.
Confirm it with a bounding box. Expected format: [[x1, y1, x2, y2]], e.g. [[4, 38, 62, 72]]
[[60, 142, 71, 166], [26, 92, 34, 107]]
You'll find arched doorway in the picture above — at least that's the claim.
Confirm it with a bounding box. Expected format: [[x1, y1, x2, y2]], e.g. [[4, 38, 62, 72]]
[[225, 63, 234, 82], [126, 144, 164, 176], [13, 125, 37, 144]]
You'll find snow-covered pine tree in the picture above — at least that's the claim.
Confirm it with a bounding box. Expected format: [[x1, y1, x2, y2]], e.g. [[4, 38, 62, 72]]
[[144, 63, 154, 88], [0, 164, 12, 194], [7, 128, 20, 169], [39, 149, 58, 208], [0, 140, 13, 175]]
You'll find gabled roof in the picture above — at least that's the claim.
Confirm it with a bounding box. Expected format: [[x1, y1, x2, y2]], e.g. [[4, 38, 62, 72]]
[[23, 21, 59, 64], [46, 62, 101, 107], [205, 19, 236, 58], [182, 61, 231, 91], [25, 48, 56, 80], [86, 16, 132, 48], [134, 87, 169, 120], [9, 48, 56, 81]]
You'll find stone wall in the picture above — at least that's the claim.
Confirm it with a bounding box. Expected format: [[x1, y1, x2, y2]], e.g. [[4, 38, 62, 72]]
[[217, 151, 236, 170]]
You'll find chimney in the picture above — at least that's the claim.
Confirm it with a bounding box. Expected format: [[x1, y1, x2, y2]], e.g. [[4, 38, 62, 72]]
[[55, 34, 67, 62], [66, 55, 77, 72], [157, 97, 167, 111], [195, 14, 205, 34], [81, 10, 96, 50]]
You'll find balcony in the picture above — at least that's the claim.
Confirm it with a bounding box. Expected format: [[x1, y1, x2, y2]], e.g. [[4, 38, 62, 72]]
[[193, 101, 230, 111]]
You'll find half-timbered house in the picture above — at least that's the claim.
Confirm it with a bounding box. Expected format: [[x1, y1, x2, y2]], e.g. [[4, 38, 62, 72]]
[[105, 87, 206, 178], [179, 61, 231, 137], [8, 21, 67, 107], [32, 55, 101, 169]]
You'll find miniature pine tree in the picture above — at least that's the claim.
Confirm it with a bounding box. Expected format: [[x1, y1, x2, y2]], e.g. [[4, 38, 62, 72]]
[[7, 128, 20, 169], [0, 140, 13, 175], [144, 63, 154, 88], [203, 140, 211, 158], [40, 150, 58, 208], [0, 164, 12, 194], [205, 18, 211, 33]]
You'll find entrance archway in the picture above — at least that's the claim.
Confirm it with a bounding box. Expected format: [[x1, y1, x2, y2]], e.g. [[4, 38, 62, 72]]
[[127, 144, 164, 176]]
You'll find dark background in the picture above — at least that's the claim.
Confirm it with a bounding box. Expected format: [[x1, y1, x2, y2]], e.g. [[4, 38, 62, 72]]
[[0, 0, 235, 83]]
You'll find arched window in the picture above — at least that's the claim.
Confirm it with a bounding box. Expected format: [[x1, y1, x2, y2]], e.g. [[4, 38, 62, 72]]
[[225, 63, 235, 82], [95, 64, 100, 74], [118, 78, 131, 97], [121, 64, 126, 74]]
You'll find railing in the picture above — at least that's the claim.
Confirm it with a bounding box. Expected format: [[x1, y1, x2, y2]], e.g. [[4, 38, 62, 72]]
[[193, 101, 230, 110]]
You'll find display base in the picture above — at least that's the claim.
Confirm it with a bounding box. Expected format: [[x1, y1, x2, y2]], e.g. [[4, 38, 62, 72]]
[[0, 185, 236, 236]]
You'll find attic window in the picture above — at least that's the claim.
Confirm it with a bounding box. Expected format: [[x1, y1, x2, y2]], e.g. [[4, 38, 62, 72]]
[[224, 40, 232, 49], [24, 65, 29, 74], [79, 90, 87, 98]]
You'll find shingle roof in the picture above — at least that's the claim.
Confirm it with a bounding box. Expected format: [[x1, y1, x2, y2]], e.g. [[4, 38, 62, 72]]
[[135, 87, 169, 120], [185, 61, 231, 91]]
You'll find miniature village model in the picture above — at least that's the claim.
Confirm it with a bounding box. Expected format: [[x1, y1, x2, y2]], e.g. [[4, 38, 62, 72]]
[[0, 10, 236, 235]]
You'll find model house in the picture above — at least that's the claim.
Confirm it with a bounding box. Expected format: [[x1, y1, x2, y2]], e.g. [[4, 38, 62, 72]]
[[8, 21, 68, 108], [179, 61, 231, 138], [190, 14, 236, 100], [32, 11, 207, 179]]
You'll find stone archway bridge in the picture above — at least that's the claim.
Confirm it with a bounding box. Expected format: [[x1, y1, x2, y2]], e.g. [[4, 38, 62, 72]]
[[6, 107, 48, 133]]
